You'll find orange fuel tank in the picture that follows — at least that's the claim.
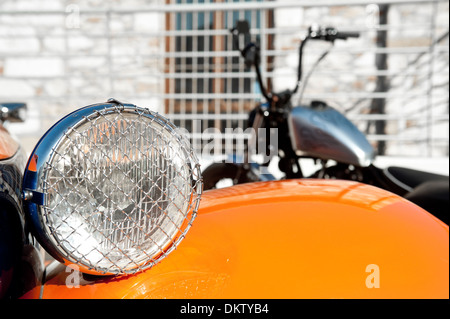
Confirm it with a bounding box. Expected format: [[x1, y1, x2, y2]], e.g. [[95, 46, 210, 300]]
[[31, 180, 448, 299]]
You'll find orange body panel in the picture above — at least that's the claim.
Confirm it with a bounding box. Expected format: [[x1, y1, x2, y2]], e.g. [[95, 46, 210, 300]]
[[30, 180, 448, 299], [0, 125, 19, 160]]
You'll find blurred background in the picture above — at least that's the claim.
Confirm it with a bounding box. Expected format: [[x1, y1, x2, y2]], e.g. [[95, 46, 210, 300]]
[[0, 0, 448, 174]]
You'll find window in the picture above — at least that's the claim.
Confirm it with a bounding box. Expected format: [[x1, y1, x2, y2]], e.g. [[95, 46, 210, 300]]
[[164, 0, 274, 153]]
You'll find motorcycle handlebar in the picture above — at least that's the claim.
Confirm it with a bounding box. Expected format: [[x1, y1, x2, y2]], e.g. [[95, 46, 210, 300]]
[[231, 21, 360, 106], [309, 26, 360, 42], [335, 31, 360, 40]]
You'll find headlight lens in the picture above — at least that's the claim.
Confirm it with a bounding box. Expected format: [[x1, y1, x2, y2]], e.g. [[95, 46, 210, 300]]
[[23, 101, 202, 275]]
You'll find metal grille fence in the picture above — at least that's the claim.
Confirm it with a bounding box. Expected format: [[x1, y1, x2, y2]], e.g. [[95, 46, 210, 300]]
[[0, 0, 448, 159]]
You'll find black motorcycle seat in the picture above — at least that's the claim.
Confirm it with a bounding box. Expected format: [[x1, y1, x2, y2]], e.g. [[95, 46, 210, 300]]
[[385, 166, 449, 190], [404, 180, 449, 225]]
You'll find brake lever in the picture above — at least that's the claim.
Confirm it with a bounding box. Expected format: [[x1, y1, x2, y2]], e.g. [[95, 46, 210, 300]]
[[231, 20, 251, 51]]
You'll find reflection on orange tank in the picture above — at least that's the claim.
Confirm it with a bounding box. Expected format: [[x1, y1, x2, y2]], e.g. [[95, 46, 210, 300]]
[[0, 125, 19, 160], [28, 180, 448, 299]]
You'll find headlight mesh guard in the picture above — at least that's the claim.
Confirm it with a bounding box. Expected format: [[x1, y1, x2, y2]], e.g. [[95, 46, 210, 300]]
[[24, 102, 202, 275]]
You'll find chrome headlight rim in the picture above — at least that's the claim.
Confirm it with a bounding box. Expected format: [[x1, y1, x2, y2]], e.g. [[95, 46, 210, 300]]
[[23, 100, 202, 275]]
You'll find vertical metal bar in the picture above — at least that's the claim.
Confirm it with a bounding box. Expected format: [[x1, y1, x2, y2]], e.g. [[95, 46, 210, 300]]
[[213, 0, 224, 137], [193, 0, 198, 117], [180, 0, 187, 129], [226, 4, 233, 131], [169, 8, 175, 116], [203, 5, 211, 153], [165, 0, 174, 115]]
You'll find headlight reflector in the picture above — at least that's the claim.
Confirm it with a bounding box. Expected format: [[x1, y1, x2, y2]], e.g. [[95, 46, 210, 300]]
[[23, 101, 202, 275]]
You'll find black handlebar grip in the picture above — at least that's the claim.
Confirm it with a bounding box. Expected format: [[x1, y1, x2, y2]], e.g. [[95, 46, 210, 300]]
[[336, 31, 360, 39]]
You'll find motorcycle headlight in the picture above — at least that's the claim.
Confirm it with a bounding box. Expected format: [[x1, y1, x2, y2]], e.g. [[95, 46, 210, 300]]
[[22, 100, 202, 275]]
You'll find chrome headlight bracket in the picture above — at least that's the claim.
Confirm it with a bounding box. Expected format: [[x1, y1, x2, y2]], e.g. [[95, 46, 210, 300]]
[[22, 99, 202, 275]]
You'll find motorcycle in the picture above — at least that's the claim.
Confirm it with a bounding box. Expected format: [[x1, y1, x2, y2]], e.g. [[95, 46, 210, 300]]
[[0, 99, 448, 301], [202, 21, 449, 225]]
